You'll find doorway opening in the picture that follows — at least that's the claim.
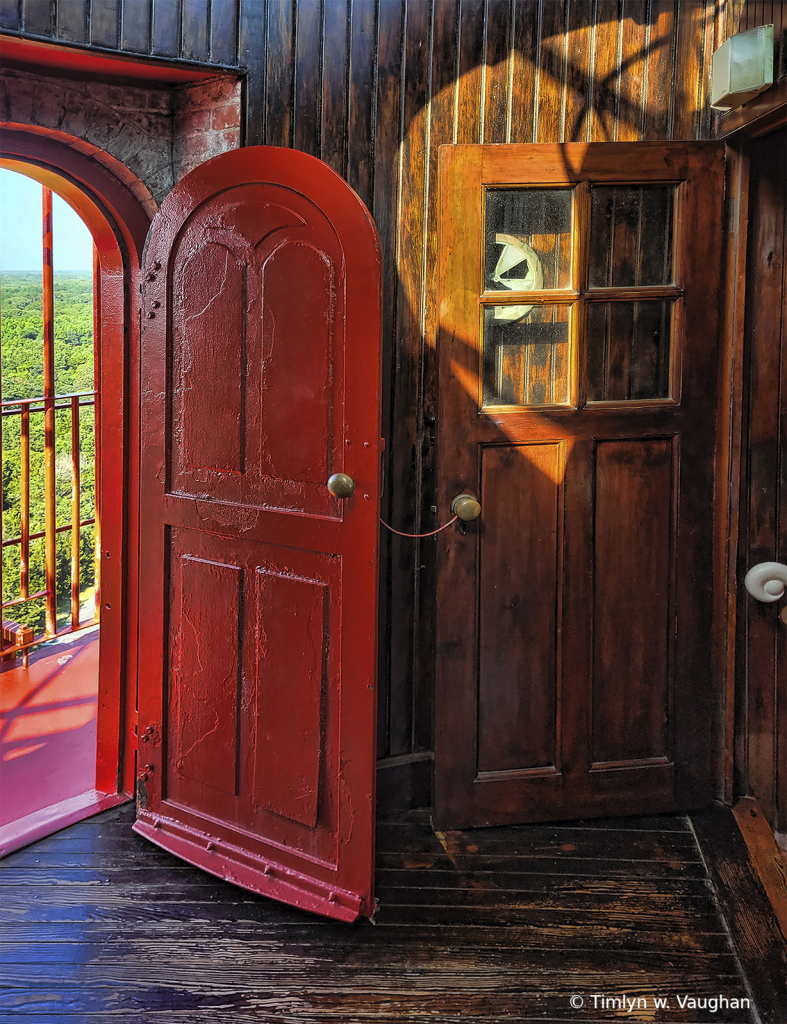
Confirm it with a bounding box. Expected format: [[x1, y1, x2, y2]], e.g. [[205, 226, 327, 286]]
[[0, 130, 151, 857], [0, 168, 102, 845]]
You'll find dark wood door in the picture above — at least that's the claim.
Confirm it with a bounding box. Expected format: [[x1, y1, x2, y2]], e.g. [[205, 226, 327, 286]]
[[738, 127, 787, 835], [134, 147, 382, 921], [435, 143, 724, 828]]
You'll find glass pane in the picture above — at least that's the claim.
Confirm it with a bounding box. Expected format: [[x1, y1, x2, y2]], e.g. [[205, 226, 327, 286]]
[[588, 186, 675, 288], [587, 300, 672, 402], [484, 189, 573, 292], [482, 305, 570, 407]]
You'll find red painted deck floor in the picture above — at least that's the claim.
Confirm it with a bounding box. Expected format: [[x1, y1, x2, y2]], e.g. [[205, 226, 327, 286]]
[[0, 630, 100, 855]]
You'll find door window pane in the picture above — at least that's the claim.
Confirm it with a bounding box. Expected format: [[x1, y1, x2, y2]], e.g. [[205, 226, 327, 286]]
[[586, 300, 672, 402], [482, 305, 570, 407], [588, 186, 675, 288], [484, 189, 573, 292]]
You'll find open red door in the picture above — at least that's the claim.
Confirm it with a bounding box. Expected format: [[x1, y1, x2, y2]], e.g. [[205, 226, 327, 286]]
[[134, 147, 381, 921]]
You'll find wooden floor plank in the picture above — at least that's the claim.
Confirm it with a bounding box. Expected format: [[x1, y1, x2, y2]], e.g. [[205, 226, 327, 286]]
[[693, 808, 787, 1024], [0, 921, 734, 952], [0, 982, 755, 1020]]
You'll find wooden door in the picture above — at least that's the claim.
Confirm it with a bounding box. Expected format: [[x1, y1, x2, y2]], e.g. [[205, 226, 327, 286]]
[[134, 147, 381, 921], [435, 143, 724, 828], [738, 127, 787, 834]]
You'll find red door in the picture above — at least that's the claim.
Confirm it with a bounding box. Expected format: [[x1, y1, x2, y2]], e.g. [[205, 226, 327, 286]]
[[134, 147, 381, 921]]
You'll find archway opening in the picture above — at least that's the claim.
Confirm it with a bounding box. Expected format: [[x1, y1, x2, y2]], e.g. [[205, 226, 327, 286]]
[[0, 129, 150, 856], [0, 167, 101, 838]]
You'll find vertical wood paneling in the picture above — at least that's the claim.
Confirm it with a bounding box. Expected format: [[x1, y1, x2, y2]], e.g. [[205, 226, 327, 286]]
[[509, 0, 539, 143], [238, 0, 266, 145], [643, 0, 676, 140], [152, 0, 182, 56], [455, 0, 485, 143], [90, 0, 120, 49], [535, 0, 566, 143], [121, 0, 151, 53], [374, 0, 404, 758], [387, 0, 431, 756], [0, 0, 20, 31], [347, 0, 376, 208], [589, 0, 620, 142], [294, 0, 322, 157], [672, 0, 705, 140], [265, 0, 294, 146], [415, 0, 459, 752], [564, 0, 592, 142], [616, 0, 648, 142], [21, 0, 52, 35], [56, 0, 87, 42], [483, 0, 511, 143], [181, 0, 210, 61], [210, 0, 237, 64], [320, 0, 349, 174]]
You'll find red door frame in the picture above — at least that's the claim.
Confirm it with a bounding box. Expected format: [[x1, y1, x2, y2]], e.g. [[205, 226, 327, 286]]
[[0, 128, 150, 808]]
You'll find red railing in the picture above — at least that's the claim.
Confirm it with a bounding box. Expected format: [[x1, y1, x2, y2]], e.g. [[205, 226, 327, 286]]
[[0, 185, 101, 666]]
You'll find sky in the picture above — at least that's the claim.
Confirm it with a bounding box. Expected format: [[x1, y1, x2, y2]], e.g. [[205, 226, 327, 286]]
[[0, 168, 95, 273]]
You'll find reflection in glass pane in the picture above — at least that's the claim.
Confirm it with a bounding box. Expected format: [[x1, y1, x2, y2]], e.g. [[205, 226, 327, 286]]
[[587, 300, 672, 402], [588, 186, 675, 288], [482, 305, 570, 407], [484, 189, 573, 292]]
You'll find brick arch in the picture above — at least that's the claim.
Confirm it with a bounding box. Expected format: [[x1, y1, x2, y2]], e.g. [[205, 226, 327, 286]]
[[1, 125, 150, 807], [1, 67, 173, 210]]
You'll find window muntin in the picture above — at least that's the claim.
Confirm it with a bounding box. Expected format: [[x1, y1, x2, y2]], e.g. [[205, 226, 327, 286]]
[[479, 182, 680, 410]]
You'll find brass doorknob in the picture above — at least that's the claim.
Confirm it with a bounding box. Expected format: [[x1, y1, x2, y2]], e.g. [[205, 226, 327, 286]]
[[327, 473, 355, 499], [451, 493, 481, 521]]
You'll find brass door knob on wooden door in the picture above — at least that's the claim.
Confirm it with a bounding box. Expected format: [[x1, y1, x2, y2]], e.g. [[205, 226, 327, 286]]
[[451, 493, 481, 521], [327, 473, 355, 498]]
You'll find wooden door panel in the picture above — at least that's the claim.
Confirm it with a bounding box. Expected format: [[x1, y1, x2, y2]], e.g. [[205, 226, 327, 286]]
[[168, 183, 346, 520], [477, 442, 563, 776], [592, 437, 674, 766], [169, 554, 243, 797], [436, 142, 723, 828], [177, 245, 245, 475], [161, 536, 343, 870], [136, 147, 381, 921]]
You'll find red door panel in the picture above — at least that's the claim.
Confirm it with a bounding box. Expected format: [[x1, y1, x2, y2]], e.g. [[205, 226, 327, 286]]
[[134, 147, 381, 922]]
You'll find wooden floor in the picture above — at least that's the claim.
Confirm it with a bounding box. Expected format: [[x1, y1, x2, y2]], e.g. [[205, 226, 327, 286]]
[[0, 803, 775, 1022]]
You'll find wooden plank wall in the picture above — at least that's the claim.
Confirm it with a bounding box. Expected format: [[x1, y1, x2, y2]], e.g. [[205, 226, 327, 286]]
[[729, 0, 787, 82], [0, 0, 725, 786]]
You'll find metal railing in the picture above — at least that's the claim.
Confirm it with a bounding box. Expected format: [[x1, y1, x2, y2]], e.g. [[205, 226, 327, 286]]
[[0, 186, 101, 666]]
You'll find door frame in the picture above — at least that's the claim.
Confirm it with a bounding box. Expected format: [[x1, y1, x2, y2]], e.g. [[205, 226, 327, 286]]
[[0, 128, 150, 824]]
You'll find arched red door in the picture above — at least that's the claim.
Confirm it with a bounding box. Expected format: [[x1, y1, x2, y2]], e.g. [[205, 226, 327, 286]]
[[134, 147, 382, 921]]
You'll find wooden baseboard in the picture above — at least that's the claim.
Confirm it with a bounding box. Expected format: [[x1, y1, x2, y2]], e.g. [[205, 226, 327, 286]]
[[692, 806, 787, 1023], [376, 752, 432, 816], [733, 798, 787, 943]]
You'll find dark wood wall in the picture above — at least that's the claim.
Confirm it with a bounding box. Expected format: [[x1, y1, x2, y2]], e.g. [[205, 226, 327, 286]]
[[1, 0, 734, 792]]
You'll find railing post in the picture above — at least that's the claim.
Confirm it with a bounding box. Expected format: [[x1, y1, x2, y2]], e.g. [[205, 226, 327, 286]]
[[42, 186, 57, 637], [71, 396, 81, 630], [20, 404, 29, 599], [93, 245, 101, 620]]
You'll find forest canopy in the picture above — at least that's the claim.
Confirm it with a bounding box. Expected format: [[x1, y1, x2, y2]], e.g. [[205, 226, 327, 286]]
[[1, 271, 97, 637]]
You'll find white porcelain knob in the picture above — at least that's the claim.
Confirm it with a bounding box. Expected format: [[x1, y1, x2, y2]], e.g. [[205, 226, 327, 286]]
[[744, 561, 787, 603]]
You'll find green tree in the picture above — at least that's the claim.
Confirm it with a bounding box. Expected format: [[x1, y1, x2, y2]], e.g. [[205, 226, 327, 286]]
[[1, 272, 97, 637]]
